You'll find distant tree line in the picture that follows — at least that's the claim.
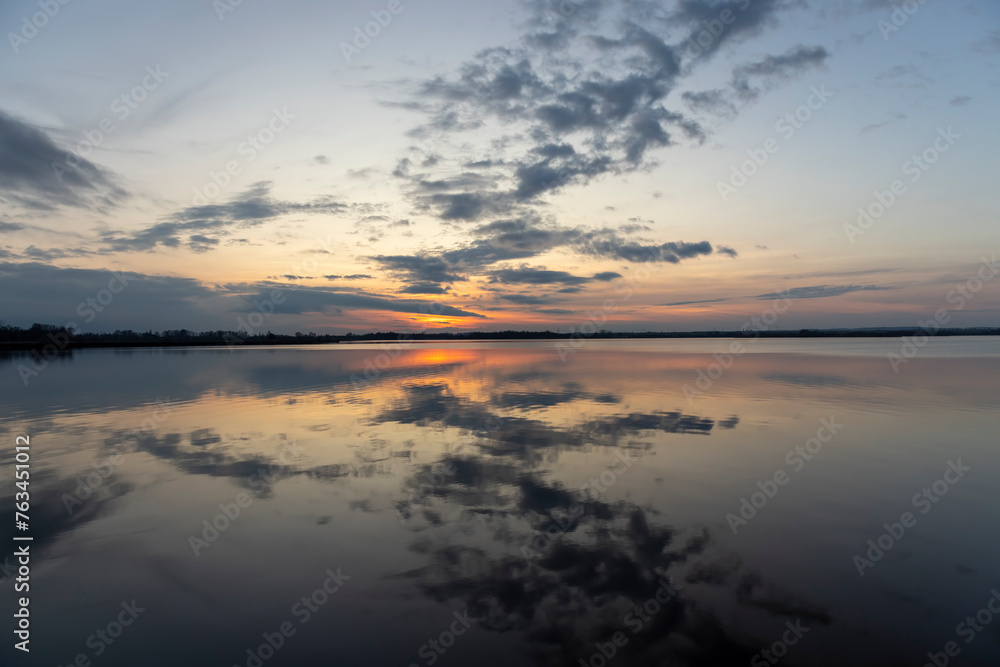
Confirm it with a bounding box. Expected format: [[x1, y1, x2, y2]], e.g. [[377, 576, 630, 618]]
[[0, 323, 997, 351], [0, 323, 340, 349]]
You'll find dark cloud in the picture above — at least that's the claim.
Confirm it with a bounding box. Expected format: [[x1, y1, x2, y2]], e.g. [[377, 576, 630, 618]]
[[399, 282, 450, 295], [389, 3, 749, 223], [661, 297, 730, 307], [368, 217, 730, 296], [371, 254, 467, 294], [716, 245, 738, 258], [234, 285, 485, 319], [521, 0, 606, 51], [0, 262, 485, 330], [731, 45, 830, 101], [487, 266, 592, 286], [576, 238, 714, 263], [669, 0, 784, 63], [499, 293, 558, 305], [0, 111, 127, 211], [378, 0, 790, 302], [860, 111, 907, 134], [512, 152, 614, 200], [100, 182, 349, 253], [682, 89, 738, 118], [0, 261, 216, 331], [21, 245, 92, 261], [757, 284, 890, 300]]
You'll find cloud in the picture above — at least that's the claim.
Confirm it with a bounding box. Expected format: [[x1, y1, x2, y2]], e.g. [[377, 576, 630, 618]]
[[234, 286, 485, 318], [716, 245, 738, 258], [661, 297, 730, 307], [0, 261, 216, 331], [399, 282, 450, 295], [576, 238, 715, 263], [730, 45, 830, 101], [370, 254, 467, 293], [499, 293, 558, 305], [388, 4, 754, 223], [756, 284, 890, 300], [682, 89, 738, 118], [669, 0, 784, 62], [378, 0, 805, 307], [487, 266, 592, 286], [21, 245, 92, 261], [860, 111, 907, 134], [950, 95, 972, 107], [100, 182, 350, 253], [367, 217, 731, 295], [0, 262, 485, 330], [0, 111, 127, 211]]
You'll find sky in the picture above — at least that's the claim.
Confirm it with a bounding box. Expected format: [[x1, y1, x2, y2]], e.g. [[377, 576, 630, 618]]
[[1, 0, 998, 333]]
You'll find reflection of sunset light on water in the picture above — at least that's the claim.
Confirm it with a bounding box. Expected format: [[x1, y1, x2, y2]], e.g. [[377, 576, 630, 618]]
[[409, 348, 476, 366]]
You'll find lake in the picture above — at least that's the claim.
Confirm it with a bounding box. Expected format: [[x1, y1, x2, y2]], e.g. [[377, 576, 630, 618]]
[[1, 338, 999, 666]]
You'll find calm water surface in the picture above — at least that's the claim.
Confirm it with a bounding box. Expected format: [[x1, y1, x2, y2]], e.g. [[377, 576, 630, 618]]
[[1, 338, 998, 666]]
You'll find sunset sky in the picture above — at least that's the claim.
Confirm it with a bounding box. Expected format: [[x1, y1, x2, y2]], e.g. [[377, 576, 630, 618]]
[[1, 0, 998, 333]]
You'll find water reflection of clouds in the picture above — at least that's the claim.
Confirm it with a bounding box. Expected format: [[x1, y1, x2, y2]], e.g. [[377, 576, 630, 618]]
[[371, 373, 834, 665], [5, 345, 999, 664]]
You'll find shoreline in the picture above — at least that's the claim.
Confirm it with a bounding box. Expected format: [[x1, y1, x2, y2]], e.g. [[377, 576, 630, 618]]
[[2, 328, 998, 352]]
